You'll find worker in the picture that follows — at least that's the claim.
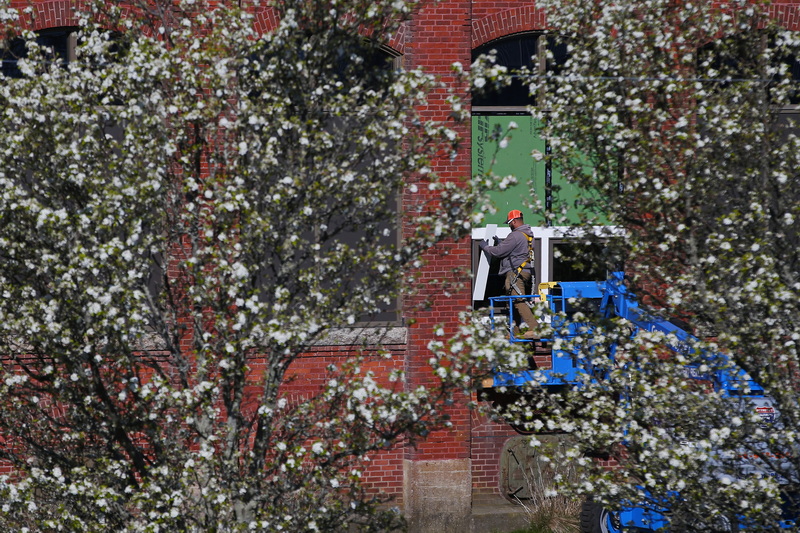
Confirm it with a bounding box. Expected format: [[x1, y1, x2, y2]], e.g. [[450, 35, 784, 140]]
[[479, 209, 538, 339]]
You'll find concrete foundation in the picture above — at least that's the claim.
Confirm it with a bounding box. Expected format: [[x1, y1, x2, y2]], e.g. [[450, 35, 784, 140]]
[[402, 458, 533, 533], [404, 459, 472, 533], [471, 496, 530, 533]]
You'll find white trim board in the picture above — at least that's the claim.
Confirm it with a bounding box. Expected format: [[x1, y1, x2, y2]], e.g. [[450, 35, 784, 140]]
[[471, 225, 623, 295]]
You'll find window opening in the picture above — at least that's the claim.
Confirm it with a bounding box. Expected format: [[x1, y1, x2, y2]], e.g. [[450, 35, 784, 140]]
[[1, 27, 78, 78], [246, 42, 403, 327], [550, 241, 613, 283]]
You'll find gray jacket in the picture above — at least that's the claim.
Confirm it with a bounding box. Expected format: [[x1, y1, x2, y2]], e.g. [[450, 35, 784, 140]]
[[479, 224, 534, 275]]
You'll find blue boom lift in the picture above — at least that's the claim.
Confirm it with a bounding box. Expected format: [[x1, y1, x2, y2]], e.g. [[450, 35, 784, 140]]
[[481, 272, 794, 532]]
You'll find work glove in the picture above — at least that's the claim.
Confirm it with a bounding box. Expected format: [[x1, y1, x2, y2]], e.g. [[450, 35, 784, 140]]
[[492, 236, 500, 246]]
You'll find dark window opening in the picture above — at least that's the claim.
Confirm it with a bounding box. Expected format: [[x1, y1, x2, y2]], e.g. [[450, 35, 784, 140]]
[[697, 31, 800, 106], [551, 241, 615, 283], [472, 34, 538, 107], [244, 43, 403, 327], [472, 33, 569, 108], [244, 38, 400, 106], [331, 193, 401, 325], [1, 27, 78, 78]]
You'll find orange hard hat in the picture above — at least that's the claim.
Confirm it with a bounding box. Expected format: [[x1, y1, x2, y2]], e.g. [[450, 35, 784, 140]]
[[505, 209, 523, 224]]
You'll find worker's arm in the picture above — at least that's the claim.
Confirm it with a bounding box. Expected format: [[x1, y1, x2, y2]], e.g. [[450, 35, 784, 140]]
[[479, 233, 519, 258]]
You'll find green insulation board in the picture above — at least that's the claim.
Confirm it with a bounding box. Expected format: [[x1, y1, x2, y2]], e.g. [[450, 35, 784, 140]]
[[472, 114, 606, 227]]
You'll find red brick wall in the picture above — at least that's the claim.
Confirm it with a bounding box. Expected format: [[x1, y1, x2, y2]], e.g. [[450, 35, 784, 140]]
[[283, 347, 408, 502], [470, 405, 517, 500], [8, 0, 79, 29], [472, 4, 548, 48], [401, 0, 474, 467]]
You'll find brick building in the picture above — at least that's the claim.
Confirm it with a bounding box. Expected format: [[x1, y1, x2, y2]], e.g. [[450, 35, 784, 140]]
[[6, 1, 800, 532]]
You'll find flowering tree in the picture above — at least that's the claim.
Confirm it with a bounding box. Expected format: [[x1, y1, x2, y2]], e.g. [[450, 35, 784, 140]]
[[476, 0, 800, 529], [0, 0, 487, 530]]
